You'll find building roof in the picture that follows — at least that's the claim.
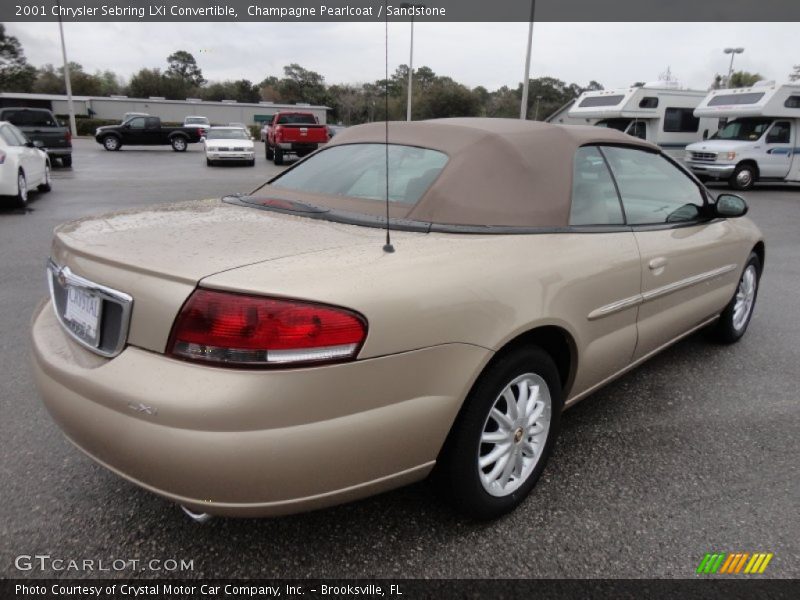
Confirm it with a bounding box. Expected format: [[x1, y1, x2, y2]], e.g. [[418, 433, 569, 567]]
[[0, 92, 330, 111]]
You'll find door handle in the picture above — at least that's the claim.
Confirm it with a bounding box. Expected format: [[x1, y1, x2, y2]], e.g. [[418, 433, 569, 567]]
[[649, 257, 668, 273]]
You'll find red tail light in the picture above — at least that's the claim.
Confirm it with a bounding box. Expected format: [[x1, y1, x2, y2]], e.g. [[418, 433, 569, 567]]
[[167, 289, 367, 367], [65, 130, 72, 144]]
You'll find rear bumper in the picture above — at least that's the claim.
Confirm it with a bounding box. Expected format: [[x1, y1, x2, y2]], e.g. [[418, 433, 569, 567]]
[[277, 142, 321, 151], [31, 301, 489, 517], [206, 150, 255, 161], [44, 147, 72, 157], [685, 162, 736, 179]]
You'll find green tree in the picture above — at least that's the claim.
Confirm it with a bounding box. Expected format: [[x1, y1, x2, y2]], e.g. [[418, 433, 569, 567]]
[[278, 63, 327, 105], [127, 68, 167, 98], [416, 76, 479, 119], [202, 79, 259, 103], [728, 71, 763, 88], [0, 25, 36, 92], [166, 50, 205, 87]]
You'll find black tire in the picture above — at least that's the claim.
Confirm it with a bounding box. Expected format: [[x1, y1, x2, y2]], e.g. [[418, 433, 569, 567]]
[[273, 147, 284, 165], [171, 136, 188, 152], [13, 170, 28, 208], [710, 252, 761, 344], [729, 163, 757, 191], [102, 136, 121, 151], [247, 159, 255, 167], [265, 144, 274, 160], [37, 162, 52, 192], [435, 346, 562, 519], [61, 155, 72, 167], [206, 158, 213, 166]]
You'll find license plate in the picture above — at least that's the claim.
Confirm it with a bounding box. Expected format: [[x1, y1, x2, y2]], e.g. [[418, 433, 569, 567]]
[[64, 286, 102, 345]]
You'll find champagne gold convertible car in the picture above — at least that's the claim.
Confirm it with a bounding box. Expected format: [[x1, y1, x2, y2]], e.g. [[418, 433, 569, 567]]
[[31, 119, 764, 520]]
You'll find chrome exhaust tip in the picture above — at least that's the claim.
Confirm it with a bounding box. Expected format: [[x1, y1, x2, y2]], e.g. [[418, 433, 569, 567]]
[[180, 505, 213, 523]]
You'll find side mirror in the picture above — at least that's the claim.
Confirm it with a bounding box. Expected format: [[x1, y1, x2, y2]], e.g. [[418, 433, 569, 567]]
[[715, 193, 748, 218], [32, 140, 45, 148]]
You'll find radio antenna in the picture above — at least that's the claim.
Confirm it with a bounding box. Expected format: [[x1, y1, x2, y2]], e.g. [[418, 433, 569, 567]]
[[382, 1, 395, 253]]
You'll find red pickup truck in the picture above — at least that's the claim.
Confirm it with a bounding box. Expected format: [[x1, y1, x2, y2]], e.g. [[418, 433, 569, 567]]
[[265, 112, 329, 165]]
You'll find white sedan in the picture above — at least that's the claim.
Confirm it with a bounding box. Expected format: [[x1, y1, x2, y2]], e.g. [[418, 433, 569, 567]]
[[204, 127, 256, 166], [0, 120, 51, 208]]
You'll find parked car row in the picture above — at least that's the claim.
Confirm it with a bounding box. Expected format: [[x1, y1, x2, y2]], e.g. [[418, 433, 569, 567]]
[[0, 107, 72, 167], [570, 82, 800, 190]]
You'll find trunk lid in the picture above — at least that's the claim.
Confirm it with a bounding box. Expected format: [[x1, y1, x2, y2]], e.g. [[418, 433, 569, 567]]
[[50, 198, 386, 353]]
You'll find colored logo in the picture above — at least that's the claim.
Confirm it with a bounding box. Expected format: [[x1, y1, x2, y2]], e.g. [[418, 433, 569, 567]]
[[696, 552, 773, 574]]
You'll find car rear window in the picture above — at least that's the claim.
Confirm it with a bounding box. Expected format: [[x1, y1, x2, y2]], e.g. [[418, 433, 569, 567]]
[[2, 109, 57, 127], [269, 143, 448, 204], [276, 114, 317, 125]]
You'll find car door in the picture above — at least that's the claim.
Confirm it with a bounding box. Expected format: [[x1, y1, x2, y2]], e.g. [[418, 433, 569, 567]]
[[759, 120, 794, 178], [565, 146, 642, 396], [601, 145, 743, 360], [144, 117, 161, 144], [123, 117, 147, 144]]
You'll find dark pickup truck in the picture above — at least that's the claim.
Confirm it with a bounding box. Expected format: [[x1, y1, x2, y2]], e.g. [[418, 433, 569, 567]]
[[94, 116, 202, 152], [0, 107, 72, 167], [265, 111, 329, 165]]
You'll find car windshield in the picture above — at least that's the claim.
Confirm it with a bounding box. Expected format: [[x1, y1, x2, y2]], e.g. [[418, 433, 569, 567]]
[[185, 117, 209, 125], [207, 129, 249, 140], [269, 143, 448, 204], [3, 110, 57, 127], [276, 114, 317, 125], [595, 118, 631, 132], [710, 118, 773, 141]]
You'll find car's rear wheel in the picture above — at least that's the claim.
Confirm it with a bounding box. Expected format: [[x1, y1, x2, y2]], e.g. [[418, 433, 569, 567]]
[[265, 144, 274, 160], [729, 163, 756, 191], [102, 136, 121, 151], [37, 163, 52, 192], [274, 147, 284, 165], [171, 136, 188, 152], [13, 170, 28, 208], [206, 158, 213, 166], [711, 252, 761, 343], [61, 155, 72, 167], [247, 159, 255, 167], [436, 346, 562, 519]]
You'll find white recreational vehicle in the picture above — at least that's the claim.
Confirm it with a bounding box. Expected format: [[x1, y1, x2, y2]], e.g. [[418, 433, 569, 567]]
[[568, 85, 718, 157], [685, 83, 800, 190]]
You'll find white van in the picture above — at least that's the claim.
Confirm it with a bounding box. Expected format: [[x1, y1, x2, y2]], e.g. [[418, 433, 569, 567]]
[[684, 83, 800, 190], [568, 85, 718, 158]]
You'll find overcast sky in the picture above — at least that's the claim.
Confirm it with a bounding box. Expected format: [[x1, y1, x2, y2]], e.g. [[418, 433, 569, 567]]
[[7, 22, 798, 92]]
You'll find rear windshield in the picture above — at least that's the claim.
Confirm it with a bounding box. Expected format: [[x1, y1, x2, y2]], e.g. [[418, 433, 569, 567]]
[[184, 117, 209, 124], [269, 143, 448, 204], [276, 114, 317, 125], [2, 109, 57, 127]]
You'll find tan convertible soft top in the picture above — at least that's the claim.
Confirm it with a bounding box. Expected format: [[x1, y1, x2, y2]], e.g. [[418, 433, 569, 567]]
[[271, 118, 659, 228]]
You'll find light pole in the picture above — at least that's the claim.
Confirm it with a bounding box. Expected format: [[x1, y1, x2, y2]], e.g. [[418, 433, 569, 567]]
[[724, 47, 744, 88], [533, 95, 542, 121], [56, 0, 77, 138], [400, 3, 424, 121], [519, 0, 536, 119]]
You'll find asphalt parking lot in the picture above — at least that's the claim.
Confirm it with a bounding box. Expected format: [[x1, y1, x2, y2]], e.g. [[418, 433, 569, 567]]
[[1, 138, 798, 579]]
